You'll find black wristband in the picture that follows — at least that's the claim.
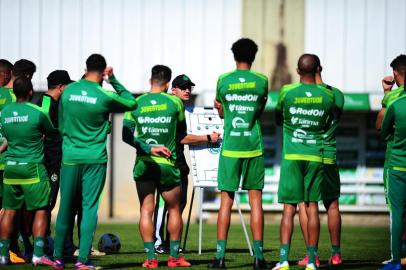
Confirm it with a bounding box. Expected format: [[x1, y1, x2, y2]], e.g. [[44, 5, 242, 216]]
[[207, 134, 211, 142]]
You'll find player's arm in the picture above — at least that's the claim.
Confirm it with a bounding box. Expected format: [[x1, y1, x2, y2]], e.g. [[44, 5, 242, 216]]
[[376, 108, 386, 130], [103, 67, 137, 112], [214, 77, 224, 119], [376, 76, 395, 130], [381, 103, 395, 140], [0, 139, 7, 153], [180, 132, 221, 145], [40, 110, 56, 136]]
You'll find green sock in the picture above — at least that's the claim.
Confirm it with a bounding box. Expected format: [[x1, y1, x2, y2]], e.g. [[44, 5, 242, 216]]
[[279, 243, 290, 262], [33, 237, 45, 257], [143, 242, 156, 260], [216, 240, 227, 259], [307, 246, 318, 265], [253, 240, 264, 260], [0, 239, 9, 257], [169, 240, 180, 258], [331, 245, 341, 256]]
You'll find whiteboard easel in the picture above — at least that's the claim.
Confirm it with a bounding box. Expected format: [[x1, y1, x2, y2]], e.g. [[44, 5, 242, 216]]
[[184, 107, 253, 256]]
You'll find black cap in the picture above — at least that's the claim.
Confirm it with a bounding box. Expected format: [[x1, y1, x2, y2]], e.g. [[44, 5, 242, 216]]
[[172, 74, 195, 88], [47, 70, 74, 87]]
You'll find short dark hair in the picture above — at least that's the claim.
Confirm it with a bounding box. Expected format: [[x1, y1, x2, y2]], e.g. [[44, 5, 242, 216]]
[[13, 76, 33, 99], [86, 54, 107, 73], [297, 54, 319, 76], [12, 59, 36, 78], [231, 38, 258, 64], [151, 65, 171, 86], [390, 54, 406, 76], [0, 59, 13, 72]]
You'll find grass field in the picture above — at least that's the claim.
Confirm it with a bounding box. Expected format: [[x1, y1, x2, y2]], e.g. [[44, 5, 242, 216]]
[[8, 223, 389, 269]]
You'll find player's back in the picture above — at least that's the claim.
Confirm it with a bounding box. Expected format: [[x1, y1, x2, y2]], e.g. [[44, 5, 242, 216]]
[[1, 102, 52, 163], [131, 92, 184, 161], [60, 79, 119, 164], [278, 83, 335, 160], [216, 69, 268, 158]]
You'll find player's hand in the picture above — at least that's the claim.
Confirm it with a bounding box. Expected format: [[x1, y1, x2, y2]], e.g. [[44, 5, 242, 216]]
[[103, 67, 114, 80], [210, 132, 221, 143], [214, 99, 221, 109], [151, 147, 171, 158], [382, 75, 395, 93]]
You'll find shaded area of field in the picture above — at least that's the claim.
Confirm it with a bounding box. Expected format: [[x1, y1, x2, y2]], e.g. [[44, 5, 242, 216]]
[[8, 223, 388, 269]]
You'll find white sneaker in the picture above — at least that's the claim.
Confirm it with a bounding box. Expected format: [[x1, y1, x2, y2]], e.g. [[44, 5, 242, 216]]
[[272, 261, 289, 270], [74, 247, 106, 257], [32, 255, 55, 266], [305, 262, 317, 270], [382, 258, 392, 264]]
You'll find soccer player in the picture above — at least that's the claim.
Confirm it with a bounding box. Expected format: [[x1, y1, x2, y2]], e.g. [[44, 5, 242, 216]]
[[153, 74, 221, 253], [0, 59, 36, 264], [376, 55, 406, 265], [0, 59, 13, 87], [122, 65, 191, 268], [53, 54, 139, 270], [380, 75, 406, 270], [34, 70, 76, 255], [208, 38, 269, 269], [272, 54, 335, 270], [297, 57, 344, 266], [0, 76, 55, 266]]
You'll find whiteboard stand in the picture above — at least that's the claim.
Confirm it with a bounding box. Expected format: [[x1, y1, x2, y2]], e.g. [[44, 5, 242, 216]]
[[193, 186, 253, 256], [184, 107, 253, 256]]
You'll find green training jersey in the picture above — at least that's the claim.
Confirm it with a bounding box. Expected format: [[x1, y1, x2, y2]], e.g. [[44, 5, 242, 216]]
[[0, 87, 16, 169], [0, 102, 54, 163], [59, 75, 137, 164], [123, 92, 184, 166], [216, 69, 268, 158], [381, 85, 404, 168], [381, 90, 406, 170], [321, 84, 344, 164], [276, 83, 335, 162]]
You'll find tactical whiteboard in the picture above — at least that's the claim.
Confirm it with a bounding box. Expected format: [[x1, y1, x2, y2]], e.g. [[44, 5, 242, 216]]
[[185, 107, 223, 188]]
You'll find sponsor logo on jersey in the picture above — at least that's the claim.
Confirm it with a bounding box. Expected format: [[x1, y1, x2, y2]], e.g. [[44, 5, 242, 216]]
[[137, 116, 171, 124], [228, 81, 256, 91], [230, 131, 241, 136], [142, 126, 169, 135], [229, 104, 255, 113], [243, 131, 252, 136], [292, 128, 314, 139], [4, 111, 28, 123], [140, 103, 167, 113], [225, 94, 258, 102], [69, 90, 97, 104], [146, 138, 159, 145], [289, 107, 324, 116], [291, 117, 319, 127], [293, 96, 323, 104], [231, 117, 249, 129], [239, 78, 246, 82]]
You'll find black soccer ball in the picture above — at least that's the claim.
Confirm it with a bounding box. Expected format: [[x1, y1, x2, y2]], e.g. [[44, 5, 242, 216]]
[[97, 233, 121, 253]]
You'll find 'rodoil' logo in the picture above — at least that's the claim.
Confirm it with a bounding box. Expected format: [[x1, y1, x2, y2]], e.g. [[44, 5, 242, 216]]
[[289, 107, 324, 117], [225, 94, 258, 102], [138, 116, 171, 124], [232, 117, 249, 129]]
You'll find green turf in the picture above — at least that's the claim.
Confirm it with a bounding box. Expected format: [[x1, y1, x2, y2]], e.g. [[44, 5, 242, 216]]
[[8, 223, 389, 269]]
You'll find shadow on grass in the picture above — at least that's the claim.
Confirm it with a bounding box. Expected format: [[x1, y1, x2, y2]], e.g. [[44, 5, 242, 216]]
[[317, 259, 381, 269], [184, 248, 275, 254]]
